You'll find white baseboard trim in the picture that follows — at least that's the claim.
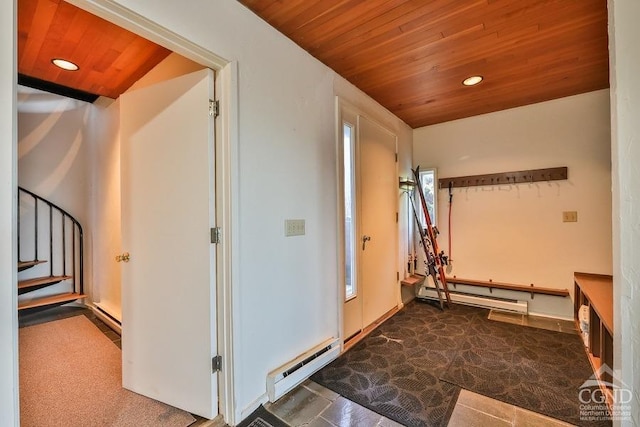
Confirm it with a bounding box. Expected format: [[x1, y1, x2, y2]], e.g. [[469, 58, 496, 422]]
[[240, 393, 269, 421]]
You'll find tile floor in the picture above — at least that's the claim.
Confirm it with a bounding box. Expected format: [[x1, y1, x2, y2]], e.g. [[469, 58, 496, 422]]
[[263, 379, 575, 427]]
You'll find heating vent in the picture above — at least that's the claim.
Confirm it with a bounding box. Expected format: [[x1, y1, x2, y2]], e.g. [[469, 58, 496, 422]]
[[418, 286, 528, 314], [266, 338, 340, 402], [92, 303, 122, 334]]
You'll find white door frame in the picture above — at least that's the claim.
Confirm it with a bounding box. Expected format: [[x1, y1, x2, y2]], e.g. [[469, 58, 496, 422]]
[[25, 0, 238, 423]]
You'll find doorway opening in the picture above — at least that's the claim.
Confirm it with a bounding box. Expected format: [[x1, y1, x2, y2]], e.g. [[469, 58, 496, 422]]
[[15, 0, 234, 423]]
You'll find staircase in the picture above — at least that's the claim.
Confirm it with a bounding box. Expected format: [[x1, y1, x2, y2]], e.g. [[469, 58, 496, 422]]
[[18, 187, 86, 313]]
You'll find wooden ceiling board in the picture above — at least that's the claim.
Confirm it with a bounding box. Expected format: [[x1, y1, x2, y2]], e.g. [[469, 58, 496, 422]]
[[239, 0, 609, 127], [18, 0, 172, 99]]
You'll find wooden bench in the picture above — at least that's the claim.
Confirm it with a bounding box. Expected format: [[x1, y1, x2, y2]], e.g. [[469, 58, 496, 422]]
[[445, 276, 570, 299]]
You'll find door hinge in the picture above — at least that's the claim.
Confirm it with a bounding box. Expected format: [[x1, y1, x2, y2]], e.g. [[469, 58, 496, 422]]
[[211, 227, 222, 244], [396, 212, 399, 223], [397, 272, 400, 281], [209, 99, 220, 118], [395, 152, 398, 162], [212, 355, 222, 372]]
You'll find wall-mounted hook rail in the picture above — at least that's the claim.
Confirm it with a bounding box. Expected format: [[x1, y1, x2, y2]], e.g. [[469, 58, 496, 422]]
[[438, 167, 567, 189]]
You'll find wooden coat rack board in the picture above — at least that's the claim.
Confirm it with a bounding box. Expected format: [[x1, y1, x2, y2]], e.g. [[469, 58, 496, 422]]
[[438, 167, 567, 189]]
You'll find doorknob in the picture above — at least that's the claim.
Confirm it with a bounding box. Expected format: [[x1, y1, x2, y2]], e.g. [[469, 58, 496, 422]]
[[116, 252, 130, 262], [362, 235, 371, 250]]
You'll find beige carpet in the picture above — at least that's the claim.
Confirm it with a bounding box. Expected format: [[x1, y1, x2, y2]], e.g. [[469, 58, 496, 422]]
[[19, 315, 196, 427]]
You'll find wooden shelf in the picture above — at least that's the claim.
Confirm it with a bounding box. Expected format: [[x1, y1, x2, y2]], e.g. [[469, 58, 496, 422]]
[[574, 272, 613, 332], [401, 274, 426, 287], [446, 276, 570, 298], [574, 272, 613, 409]]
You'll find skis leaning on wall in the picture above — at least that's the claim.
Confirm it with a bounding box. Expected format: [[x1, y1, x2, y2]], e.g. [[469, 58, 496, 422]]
[[408, 194, 446, 309], [412, 167, 452, 306]]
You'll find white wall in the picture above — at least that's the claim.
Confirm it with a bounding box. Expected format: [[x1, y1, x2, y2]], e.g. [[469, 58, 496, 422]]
[[89, 0, 411, 420], [126, 52, 203, 92], [0, 0, 18, 424], [17, 89, 93, 301], [89, 97, 121, 318], [17, 90, 91, 217], [414, 90, 612, 319], [609, 1, 640, 425]]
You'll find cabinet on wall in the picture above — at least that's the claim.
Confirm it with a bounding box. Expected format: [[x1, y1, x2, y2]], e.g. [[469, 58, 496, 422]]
[[574, 272, 613, 400]]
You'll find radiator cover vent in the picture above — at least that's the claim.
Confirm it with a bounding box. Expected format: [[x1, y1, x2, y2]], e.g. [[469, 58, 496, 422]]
[[266, 338, 340, 402]]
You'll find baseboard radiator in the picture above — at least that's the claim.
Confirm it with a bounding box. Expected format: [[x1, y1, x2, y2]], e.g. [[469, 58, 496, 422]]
[[417, 286, 528, 314], [266, 338, 340, 402], [92, 303, 122, 334]]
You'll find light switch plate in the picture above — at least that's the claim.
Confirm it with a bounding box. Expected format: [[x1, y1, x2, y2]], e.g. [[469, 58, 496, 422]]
[[285, 219, 305, 236]]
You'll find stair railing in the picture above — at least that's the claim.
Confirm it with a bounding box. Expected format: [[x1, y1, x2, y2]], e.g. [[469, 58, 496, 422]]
[[17, 186, 84, 296]]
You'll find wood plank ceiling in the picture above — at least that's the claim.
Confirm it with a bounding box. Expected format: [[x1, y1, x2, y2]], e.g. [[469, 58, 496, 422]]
[[239, 0, 609, 128], [18, 0, 172, 100]]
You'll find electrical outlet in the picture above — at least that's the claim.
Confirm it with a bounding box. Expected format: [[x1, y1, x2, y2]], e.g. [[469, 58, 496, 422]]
[[285, 219, 305, 236], [562, 211, 578, 222]]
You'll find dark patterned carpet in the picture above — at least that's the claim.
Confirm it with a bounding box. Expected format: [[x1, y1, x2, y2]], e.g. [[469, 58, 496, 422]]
[[311, 301, 611, 427]]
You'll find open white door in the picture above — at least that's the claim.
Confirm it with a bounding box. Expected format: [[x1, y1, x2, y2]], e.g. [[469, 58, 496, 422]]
[[119, 69, 218, 419]]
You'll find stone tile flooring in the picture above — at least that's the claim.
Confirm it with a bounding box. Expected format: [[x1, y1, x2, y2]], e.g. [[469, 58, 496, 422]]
[[264, 380, 575, 427], [266, 380, 403, 427]]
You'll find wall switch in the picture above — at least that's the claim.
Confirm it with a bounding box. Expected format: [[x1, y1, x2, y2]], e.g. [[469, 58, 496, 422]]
[[562, 211, 578, 222], [285, 219, 305, 236]]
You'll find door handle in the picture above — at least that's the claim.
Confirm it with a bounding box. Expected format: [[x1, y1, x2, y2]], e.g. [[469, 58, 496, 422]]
[[116, 252, 130, 263], [362, 235, 371, 250]]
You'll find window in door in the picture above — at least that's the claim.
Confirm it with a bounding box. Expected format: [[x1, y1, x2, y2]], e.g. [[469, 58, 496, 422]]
[[343, 122, 357, 300]]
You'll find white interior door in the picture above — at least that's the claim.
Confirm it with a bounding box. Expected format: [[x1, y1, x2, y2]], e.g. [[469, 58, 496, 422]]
[[358, 116, 398, 327], [119, 69, 217, 419]]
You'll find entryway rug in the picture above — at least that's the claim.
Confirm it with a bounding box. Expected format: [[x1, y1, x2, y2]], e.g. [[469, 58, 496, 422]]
[[237, 405, 289, 427], [311, 301, 611, 427], [19, 315, 196, 427]]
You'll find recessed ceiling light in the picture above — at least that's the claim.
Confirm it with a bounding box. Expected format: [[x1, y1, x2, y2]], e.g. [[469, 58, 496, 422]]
[[51, 58, 79, 71], [462, 75, 483, 86]]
